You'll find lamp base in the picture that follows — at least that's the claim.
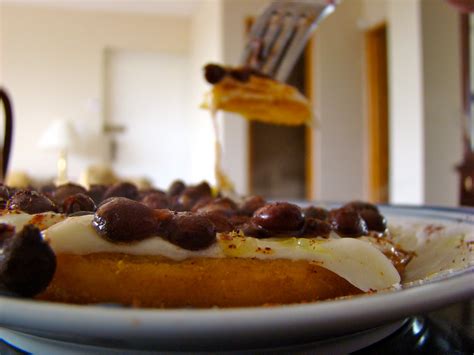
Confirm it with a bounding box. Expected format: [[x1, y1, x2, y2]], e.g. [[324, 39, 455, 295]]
[[56, 150, 68, 186]]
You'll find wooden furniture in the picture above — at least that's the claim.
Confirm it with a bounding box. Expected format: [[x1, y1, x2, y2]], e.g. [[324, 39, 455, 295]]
[[458, 13, 474, 206], [0, 88, 13, 183]]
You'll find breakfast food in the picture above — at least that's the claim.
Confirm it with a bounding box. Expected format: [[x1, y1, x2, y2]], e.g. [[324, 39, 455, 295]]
[[201, 64, 313, 126], [3, 179, 405, 308], [0, 181, 411, 307], [0, 190, 65, 231], [1, 180, 471, 308], [201, 63, 314, 191]]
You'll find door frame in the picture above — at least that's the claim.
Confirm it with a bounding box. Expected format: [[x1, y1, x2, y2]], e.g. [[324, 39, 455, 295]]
[[365, 23, 389, 203]]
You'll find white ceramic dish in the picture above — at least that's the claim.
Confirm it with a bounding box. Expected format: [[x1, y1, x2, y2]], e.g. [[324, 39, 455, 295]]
[[0, 205, 473, 353]]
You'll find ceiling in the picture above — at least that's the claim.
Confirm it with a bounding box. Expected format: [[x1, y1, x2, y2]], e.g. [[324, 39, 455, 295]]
[[0, 0, 200, 16]]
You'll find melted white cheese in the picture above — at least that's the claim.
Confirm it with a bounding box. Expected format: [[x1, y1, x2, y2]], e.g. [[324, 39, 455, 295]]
[[43, 215, 401, 292], [0, 211, 64, 231]]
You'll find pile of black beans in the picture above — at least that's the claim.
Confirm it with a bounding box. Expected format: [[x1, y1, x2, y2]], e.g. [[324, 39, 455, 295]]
[[0, 181, 388, 251], [0, 180, 388, 296]]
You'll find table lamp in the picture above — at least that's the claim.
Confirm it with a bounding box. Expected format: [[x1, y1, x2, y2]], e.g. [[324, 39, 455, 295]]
[[38, 119, 78, 185]]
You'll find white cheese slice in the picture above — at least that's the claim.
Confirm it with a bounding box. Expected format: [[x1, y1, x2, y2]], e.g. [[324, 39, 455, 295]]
[[0, 211, 64, 231], [43, 215, 400, 292]]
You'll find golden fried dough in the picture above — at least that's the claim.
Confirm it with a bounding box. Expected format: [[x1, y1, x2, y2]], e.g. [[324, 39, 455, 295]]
[[202, 76, 313, 126], [39, 253, 362, 308]]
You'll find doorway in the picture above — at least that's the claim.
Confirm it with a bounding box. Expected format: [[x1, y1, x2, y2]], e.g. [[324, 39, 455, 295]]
[[245, 17, 314, 200], [365, 24, 389, 203], [248, 51, 311, 200]]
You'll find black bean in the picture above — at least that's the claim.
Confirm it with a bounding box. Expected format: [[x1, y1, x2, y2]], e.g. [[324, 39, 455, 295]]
[[229, 214, 250, 228], [0, 225, 56, 297], [343, 201, 379, 213], [193, 197, 237, 216], [229, 68, 251, 82], [153, 209, 174, 236], [62, 193, 96, 215], [329, 208, 368, 237], [239, 195, 266, 216], [141, 192, 169, 210], [194, 181, 212, 197], [239, 222, 271, 238], [92, 197, 158, 242], [138, 188, 166, 201], [198, 211, 234, 233], [87, 184, 108, 205], [359, 209, 387, 233], [165, 213, 216, 250], [102, 182, 139, 201], [0, 224, 15, 247], [302, 218, 331, 238], [39, 183, 56, 198], [252, 202, 304, 232], [302, 206, 329, 221], [177, 183, 212, 211], [167, 180, 186, 197], [204, 64, 227, 84], [7, 190, 58, 214], [52, 183, 87, 206], [0, 184, 11, 200]]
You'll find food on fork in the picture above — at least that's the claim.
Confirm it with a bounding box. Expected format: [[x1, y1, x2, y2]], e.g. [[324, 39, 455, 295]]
[[201, 64, 313, 126], [201, 63, 313, 191]]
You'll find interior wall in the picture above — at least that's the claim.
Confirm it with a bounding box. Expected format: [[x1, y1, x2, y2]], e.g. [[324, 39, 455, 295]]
[[0, 4, 189, 182], [361, 0, 463, 206], [361, 0, 387, 27], [313, 0, 365, 202], [219, 0, 269, 195], [188, 0, 223, 186], [0, 5, 3, 84], [421, 0, 462, 206], [387, 0, 425, 205]]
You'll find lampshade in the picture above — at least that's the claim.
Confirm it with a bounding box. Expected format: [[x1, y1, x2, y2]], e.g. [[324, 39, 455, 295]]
[[38, 119, 78, 151]]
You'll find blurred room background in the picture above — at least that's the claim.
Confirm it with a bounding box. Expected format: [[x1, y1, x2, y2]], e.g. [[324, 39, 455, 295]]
[[0, 0, 472, 206]]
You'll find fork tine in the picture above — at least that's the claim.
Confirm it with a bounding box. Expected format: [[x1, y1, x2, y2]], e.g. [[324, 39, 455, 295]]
[[261, 14, 299, 77], [242, 0, 337, 80], [274, 16, 314, 82], [275, 3, 336, 81], [241, 2, 280, 68], [258, 13, 284, 66]]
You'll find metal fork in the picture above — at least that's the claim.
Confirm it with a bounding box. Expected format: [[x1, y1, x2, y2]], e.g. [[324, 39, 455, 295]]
[[241, 0, 338, 82]]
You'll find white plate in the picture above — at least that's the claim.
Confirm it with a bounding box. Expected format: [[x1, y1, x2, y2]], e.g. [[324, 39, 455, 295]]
[[0, 205, 473, 353]]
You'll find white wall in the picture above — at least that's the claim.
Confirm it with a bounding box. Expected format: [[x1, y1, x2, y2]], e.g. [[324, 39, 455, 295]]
[[188, 0, 268, 194], [0, 4, 189, 182], [421, 0, 462, 206], [361, 0, 387, 27], [188, 0, 223, 185], [219, 0, 268, 195], [361, 0, 462, 206], [387, 0, 425, 204], [313, 0, 366, 201], [105, 50, 191, 188]]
